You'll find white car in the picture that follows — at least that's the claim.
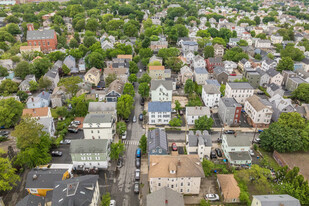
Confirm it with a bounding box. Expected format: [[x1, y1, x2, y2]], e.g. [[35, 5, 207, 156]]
[[249, 149, 255, 156], [122, 131, 127, 140], [205, 194, 219, 201], [110, 200, 116, 206]]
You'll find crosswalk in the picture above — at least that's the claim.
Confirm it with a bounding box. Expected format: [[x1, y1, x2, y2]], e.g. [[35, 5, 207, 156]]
[[122, 140, 139, 145]]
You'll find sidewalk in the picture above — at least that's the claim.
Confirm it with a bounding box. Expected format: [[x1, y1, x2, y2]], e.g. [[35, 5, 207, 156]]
[[140, 156, 149, 206]]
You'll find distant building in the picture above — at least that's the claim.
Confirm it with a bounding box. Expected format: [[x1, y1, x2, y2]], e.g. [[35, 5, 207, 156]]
[[225, 82, 254, 104], [186, 130, 212, 161], [251, 195, 301, 206], [26, 24, 57, 52], [218, 98, 242, 126], [147, 187, 185, 206]]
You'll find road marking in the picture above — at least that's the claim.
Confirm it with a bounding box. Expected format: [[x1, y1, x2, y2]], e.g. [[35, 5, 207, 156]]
[[122, 140, 139, 145]]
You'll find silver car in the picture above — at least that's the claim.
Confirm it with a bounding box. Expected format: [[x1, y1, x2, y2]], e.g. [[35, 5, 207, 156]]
[[133, 115, 136, 123]]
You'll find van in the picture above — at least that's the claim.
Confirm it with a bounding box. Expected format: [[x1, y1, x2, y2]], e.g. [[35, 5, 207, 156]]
[[136, 148, 141, 158]]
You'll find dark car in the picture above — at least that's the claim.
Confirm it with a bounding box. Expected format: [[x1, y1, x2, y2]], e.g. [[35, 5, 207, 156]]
[[217, 138, 222, 143], [224, 130, 235, 134], [134, 181, 140, 194], [139, 114, 143, 121], [125, 118, 130, 123], [117, 158, 123, 168], [68, 127, 78, 133], [210, 151, 217, 159], [0, 131, 9, 136], [140, 98, 144, 106], [215, 148, 222, 157], [51, 151, 62, 157], [135, 158, 141, 168]]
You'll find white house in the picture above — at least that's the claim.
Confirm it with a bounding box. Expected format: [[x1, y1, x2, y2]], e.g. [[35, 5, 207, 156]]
[[202, 84, 221, 107], [184, 51, 195, 62], [181, 41, 198, 53], [194, 67, 209, 85], [193, 55, 206, 68], [186, 106, 211, 125], [150, 80, 173, 102], [261, 59, 277, 71], [244, 95, 273, 128], [223, 61, 237, 74], [186, 131, 212, 161], [270, 34, 283, 44], [225, 82, 254, 104], [148, 101, 172, 125], [83, 113, 116, 141], [255, 39, 271, 48], [221, 134, 252, 166]]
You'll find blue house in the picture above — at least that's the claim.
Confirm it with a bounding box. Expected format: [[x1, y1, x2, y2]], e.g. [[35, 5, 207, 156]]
[[26, 91, 51, 109]]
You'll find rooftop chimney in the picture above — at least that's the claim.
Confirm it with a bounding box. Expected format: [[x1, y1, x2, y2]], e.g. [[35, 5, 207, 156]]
[[27, 23, 34, 31], [32, 97, 34, 102], [165, 200, 168, 204]]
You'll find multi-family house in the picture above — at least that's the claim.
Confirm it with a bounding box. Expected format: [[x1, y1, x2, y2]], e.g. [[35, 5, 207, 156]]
[[255, 39, 271, 48], [193, 55, 205, 68], [223, 60, 237, 74], [251, 195, 301, 206], [19, 75, 36, 91], [26, 24, 57, 52], [186, 130, 212, 161], [244, 70, 261, 89], [149, 66, 165, 79], [269, 94, 295, 121], [286, 77, 306, 91], [148, 128, 168, 156], [148, 101, 172, 125], [194, 67, 208, 85], [282, 70, 296, 86], [201, 84, 221, 107], [206, 57, 223, 73], [63, 55, 76, 70], [228, 38, 240, 46], [181, 41, 198, 53], [148, 155, 205, 194], [213, 66, 229, 84], [184, 51, 195, 63], [218, 98, 242, 126], [214, 44, 224, 57], [101, 40, 114, 50], [84, 68, 101, 86], [150, 79, 173, 102], [186, 106, 210, 125], [70, 139, 110, 169], [260, 69, 283, 86], [178, 66, 193, 84], [217, 174, 241, 203], [88, 102, 117, 120], [147, 187, 185, 206], [221, 134, 252, 166], [105, 80, 124, 102], [266, 83, 285, 97], [26, 91, 51, 109], [244, 95, 273, 128], [83, 113, 116, 140], [261, 58, 277, 72], [150, 40, 168, 51], [44, 69, 59, 89], [270, 34, 283, 44], [238, 58, 251, 72], [225, 82, 254, 104]]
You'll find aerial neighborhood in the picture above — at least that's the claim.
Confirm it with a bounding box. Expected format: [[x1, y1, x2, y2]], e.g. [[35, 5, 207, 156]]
[[0, 0, 309, 206]]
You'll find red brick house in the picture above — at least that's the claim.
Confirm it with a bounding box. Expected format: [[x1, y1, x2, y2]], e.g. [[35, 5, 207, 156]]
[[26, 24, 57, 52], [206, 57, 223, 73]]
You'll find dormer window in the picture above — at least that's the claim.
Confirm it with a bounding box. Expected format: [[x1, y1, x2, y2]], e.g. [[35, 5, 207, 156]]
[[170, 170, 176, 174]]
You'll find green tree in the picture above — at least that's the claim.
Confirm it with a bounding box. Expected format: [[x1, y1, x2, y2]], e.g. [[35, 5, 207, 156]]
[[165, 57, 183, 73], [250, 30, 256, 37], [0, 66, 8, 77], [17, 91, 28, 102], [292, 83, 309, 103], [85, 18, 99, 32], [129, 61, 139, 74], [101, 192, 111, 206], [116, 121, 126, 136], [31, 58, 52, 79], [47, 51, 66, 62], [138, 82, 150, 98], [69, 38, 79, 48], [83, 36, 97, 48], [255, 53, 262, 60], [202, 159, 214, 177], [174, 100, 182, 114], [58, 76, 82, 96], [75, 19, 85, 32], [117, 94, 134, 120], [200, 199, 210, 206], [195, 115, 214, 131], [212, 37, 226, 46], [238, 39, 248, 46], [267, 53, 274, 60], [281, 46, 304, 61], [128, 74, 137, 83], [0, 79, 18, 95], [105, 74, 117, 87], [254, 16, 261, 25], [169, 117, 182, 127], [139, 134, 147, 154], [14, 61, 30, 79], [123, 83, 135, 97], [85, 52, 105, 69], [204, 46, 214, 59], [220, 84, 226, 96], [38, 76, 52, 90], [184, 79, 194, 95], [68, 95, 89, 117], [256, 33, 267, 39], [197, 30, 210, 38], [110, 141, 125, 160], [54, 106, 69, 118], [62, 64, 71, 75], [138, 73, 151, 84], [0, 98, 23, 128], [157, 47, 179, 62], [277, 57, 294, 72], [6, 23, 21, 35], [0, 150, 20, 192], [29, 80, 38, 92]]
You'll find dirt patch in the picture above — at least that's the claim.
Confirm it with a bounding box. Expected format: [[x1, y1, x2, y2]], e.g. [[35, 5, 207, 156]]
[[172, 96, 188, 108], [0, 136, 18, 153]]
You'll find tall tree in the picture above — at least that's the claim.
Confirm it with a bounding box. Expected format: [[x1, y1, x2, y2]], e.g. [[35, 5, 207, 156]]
[[184, 79, 194, 95], [38, 76, 52, 90], [0, 79, 18, 95], [123, 83, 135, 97], [31, 58, 52, 79], [138, 82, 150, 98], [0, 150, 20, 192], [58, 76, 82, 96], [110, 141, 125, 160], [204, 46, 214, 59], [292, 83, 309, 103], [116, 121, 126, 136], [139, 134, 147, 154], [117, 94, 134, 119], [165, 57, 183, 73], [277, 57, 294, 72], [195, 115, 214, 130], [138, 73, 151, 84]]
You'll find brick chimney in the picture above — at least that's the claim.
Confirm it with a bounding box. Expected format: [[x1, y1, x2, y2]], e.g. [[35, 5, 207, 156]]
[[27, 23, 34, 31]]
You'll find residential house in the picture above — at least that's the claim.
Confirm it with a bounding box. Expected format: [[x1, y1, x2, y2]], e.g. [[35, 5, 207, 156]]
[[202, 84, 221, 108], [261, 59, 277, 71], [50, 93, 62, 108], [186, 106, 210, 125], [194, 67, 209, 85], [238, 58, 251, 72], [266, 83, 285, 97], [150, 79, 173, 102], [70, 139, 110, 170], [269, 94, 295, 121], [206, 57, 223, 73], [101, 40, 114, 50], [26, 91, 51, 109], [147, 187, 185, 206], [221, 134, 252, 166], [104, 59, 129, 83], [150, 40, 168, 51], [260, 69, 283, 86], [0, 59, 14, 71], [26, 24, 57, 52], [25, 167, 71, 196], [178, 66, 193, 84], [148, 155, 205, 194], [282, 70, 296, 85], [286, 77, 306, 91], [225, 82, 254, 104], [149, 55, 163, 65], [244, 71, 260, 89], [88, 102, 117, 120], [184, 51, 195, 63], [301, 58, 309, 72], [83, 113, 116, 140], [22, 107, 52, 118], [84, 67, 101, 86], [214, 44, 224, 57], [270, 34, 283, 44], [193, 55, 206, 69], [148, 128, 168, 156], [295, 33, 304, 42], [19, 75, 36, 91], [148, 101, 172, 125], [251, 195, 301, 206], [149, 66, 165, 79], [63, 55, 76, 70], [181, 41, 198, 53], [20, 45, 41, 53], [228, 38, 240, 46], [105, 80, 124, 102], [186, 131, 212, 161], [48, 175, 100, 205], [218, 98, 242, 126], [78, 58, 86, 73], [44, 69, 59, 89], [223, 61, 237, 74], [17, 195, 45, 206], [244, 95, 273, 128], [255, 39, 271, 48], [213, 66, 229, 84], [217, 174, 240, 203]]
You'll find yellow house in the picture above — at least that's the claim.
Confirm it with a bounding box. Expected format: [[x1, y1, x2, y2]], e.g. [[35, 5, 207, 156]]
[[25, 167, 71, 196], [84, 67, 101, 86]]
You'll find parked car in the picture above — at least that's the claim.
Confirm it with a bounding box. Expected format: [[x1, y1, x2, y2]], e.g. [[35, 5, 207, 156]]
[[51, 151, 62, 157], [215, 148, 222, 157], [258, 129, 263, 133], [125, 118, 130, 123], [224, 130, 235, 134], [179, 110, 184, 115], [135, 158, 141, 168], [71, 120, 81, 125], [139, 114, 143, 121], [60, 139, 71, 145], [0, 131, 9, 136], [136, 148, 141, 158], [172, 143, 177, 151], [217, 138, 222, 143], [210, 151, 217, 159], [135, 169, 140, 180], [249, 149, 255, 156], [133, 115, 136, 123], [109, 200, 116, 206], [122, 131, 127, 140], [205, 194, 219, 201], [253, 137, 261, 144], [134, 181, 140, 194], [140, 98, 144, 106], [68, 127, 78, 133], [117, 158, 123, 168], [257, 91, 265, 95]]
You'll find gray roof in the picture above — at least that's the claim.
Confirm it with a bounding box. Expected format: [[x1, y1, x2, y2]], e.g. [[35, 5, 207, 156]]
[[268, 83, 280, 92], [16, 194, 45, 206], [182, 41, 198, 46], [289, 77, 306, 84], [147, 187, 185, 206], [148, 128, 168, 151], [27, 29, 55, 40], [194, 67, 208, 74], [38, 91, 51, 100], [70, 139, 109, 154], [229, 38, 240, 43], [223, 135, 251, 147], [26, 169, 68, 189], [227, 82, 254, 89], [266, 68, 279, 77], [214, 66, 228, 75], [51, 175, 99, 206], [203, 84, 220, 94], [252, 195, 301, 206], [240, 58, 248, 64], [205, 79, 220, 86], [265, 58, 276, 65], [45, 69, 58, 79], [228, 151, 251, 161], [188, 130, 212, 147], [88, 102, 116, 113], [83, 113, 113, 124], [150, 79, 173, 91], [221, 98, 241, 108], [208, 57, 222, 63], [148, 101, 172, 113], [186, 107, 210, 116], [301, 58, 309, 64]]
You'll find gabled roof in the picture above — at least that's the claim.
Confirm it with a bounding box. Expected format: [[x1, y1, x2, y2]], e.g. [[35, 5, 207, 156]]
[[203, 84, 220, 94], [37, 91, 51, 100], [246, 95, 272, 112], [23, 107, 50, 117], [187, 130, 212, 147], [27, 29, 55, 40], [194, 67, 208, 74], [252, 195, 301, 206], [106, 80, 124, 95], [148, 101, 172, 113], [217, 174, 240, 200], [83, 113, 113, 124], [147, 187, 184, 206], [16, 194, 45, 206], [149, 66, 165, 71], [266, 69, 280, 77], [150, 79, 173, 91], [148, 128, 168, 151], [70, 139, 109, 154], [221, 98, 241, 108]]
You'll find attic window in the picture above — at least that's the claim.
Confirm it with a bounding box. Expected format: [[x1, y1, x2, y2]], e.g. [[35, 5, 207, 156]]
[[170, 170, 176, 174]]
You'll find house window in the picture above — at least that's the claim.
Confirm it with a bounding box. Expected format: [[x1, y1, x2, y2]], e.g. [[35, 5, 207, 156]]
[[181, 182, 183, 186], [91, 130, 93, 133], [47, 41, 50, 45], [98, 130, 100, 133], [188, 182, 190, 186], [180, 189, 183, 192], [30, 189, 38, 193], [95, 157, 100, 160], [81, 157, 86, 160], [158, 183, 161, 186], [87, 157, 92, 160]]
